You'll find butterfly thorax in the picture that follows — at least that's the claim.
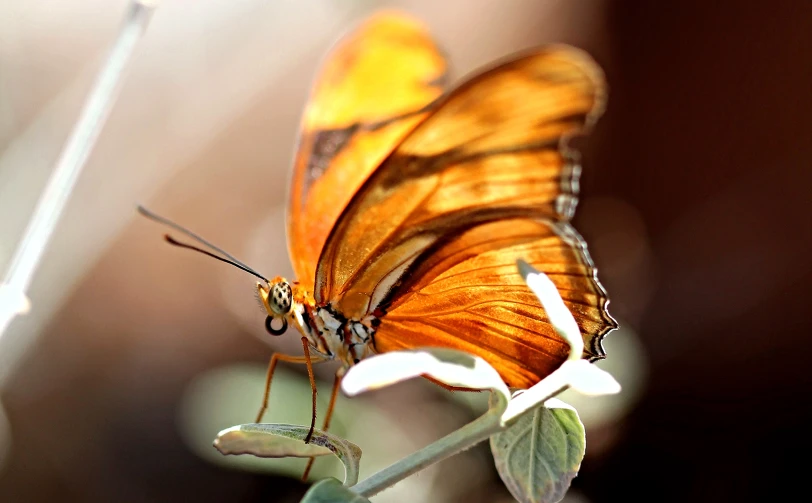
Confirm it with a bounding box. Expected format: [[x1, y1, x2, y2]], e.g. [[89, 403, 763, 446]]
[[258, 278, 377, 368]]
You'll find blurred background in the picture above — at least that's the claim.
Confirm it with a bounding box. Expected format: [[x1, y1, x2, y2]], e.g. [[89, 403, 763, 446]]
[[0, 0, 810, 501]]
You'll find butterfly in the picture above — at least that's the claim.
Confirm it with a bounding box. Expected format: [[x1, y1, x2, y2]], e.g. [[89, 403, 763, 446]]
[[140, 10, 616, 475]]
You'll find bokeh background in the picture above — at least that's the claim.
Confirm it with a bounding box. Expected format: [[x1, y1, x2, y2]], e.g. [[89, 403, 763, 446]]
[[1, 0, 810, 501]]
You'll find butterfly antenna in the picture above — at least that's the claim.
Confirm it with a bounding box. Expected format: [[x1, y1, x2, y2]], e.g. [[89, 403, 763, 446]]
[[137, 205, 270, 284]]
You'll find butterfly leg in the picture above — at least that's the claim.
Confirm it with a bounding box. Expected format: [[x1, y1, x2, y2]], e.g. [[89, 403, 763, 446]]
[[424, 374, 485, 393], [299, 336, 319, 444], [255, 352, 310, 423], [302, 367, 345, 481]]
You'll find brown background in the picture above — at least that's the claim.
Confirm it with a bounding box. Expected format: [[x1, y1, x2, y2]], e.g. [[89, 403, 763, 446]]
[[0, 0, 809, 501]]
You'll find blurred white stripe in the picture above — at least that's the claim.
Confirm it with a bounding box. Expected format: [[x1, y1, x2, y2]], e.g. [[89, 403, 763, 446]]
[[0, 0, 351, 385]]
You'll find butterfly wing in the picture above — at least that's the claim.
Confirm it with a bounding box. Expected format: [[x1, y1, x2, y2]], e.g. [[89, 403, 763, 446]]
[[287, 12, 447, 288], [373, 218, 613, 389], [313, 46, 615, 386]]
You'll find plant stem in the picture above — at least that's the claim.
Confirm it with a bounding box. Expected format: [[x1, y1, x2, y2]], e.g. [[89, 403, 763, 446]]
[[352, 409, 503, 497], [501, 366, 573, 424], [351, 367, 579, 497]]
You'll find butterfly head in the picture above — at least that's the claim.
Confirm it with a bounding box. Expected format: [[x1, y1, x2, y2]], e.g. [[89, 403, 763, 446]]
[[264, 279, 293, 316], [257, 277, 329, 357], [257, 277, 296, 335]]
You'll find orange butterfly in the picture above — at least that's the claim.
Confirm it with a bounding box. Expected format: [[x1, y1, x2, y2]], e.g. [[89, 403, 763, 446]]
[[141, 10, 616, 468]]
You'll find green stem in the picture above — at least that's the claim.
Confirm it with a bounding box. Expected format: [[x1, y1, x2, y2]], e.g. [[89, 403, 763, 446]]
[[352, 409, 503, 497], [351, 368, 576, 497]]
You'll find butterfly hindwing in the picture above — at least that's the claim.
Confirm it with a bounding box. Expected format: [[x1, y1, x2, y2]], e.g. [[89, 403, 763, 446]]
[[373, 218, 614, 389]]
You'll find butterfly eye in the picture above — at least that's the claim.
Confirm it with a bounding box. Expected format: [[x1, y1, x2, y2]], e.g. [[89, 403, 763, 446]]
[[265, 315, 287, 336], [269, 281, 292, 315]]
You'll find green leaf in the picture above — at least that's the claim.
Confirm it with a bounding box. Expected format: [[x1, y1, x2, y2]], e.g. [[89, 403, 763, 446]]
[[301, 478, 371, 503], [490, 399, 586, 503], [214, 423, 362, 486]]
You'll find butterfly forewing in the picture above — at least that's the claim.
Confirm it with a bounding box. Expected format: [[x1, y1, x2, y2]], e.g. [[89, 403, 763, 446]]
[[287, 12, 447, 288], [310, 45, 615, 386], [314, 47, 605, 305]]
